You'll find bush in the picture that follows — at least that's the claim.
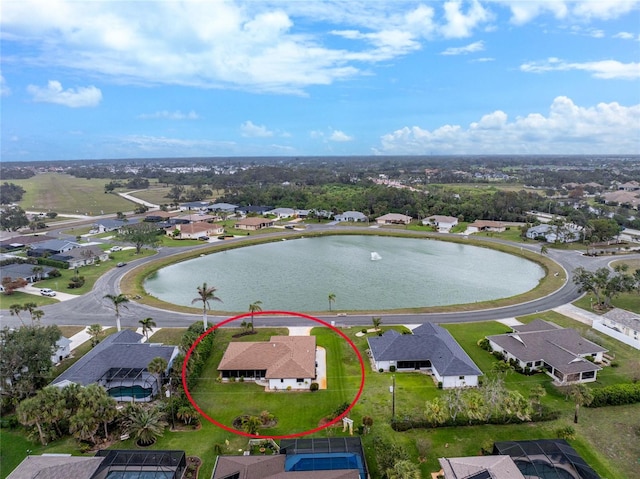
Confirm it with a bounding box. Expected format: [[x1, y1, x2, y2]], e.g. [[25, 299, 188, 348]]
[[310, 382, 319, 392], [361, 329, 367, 334], [437, 382, 443, 389], [477, 338, 492, 351], [379, 368, 384, 373], [589, 383, 640, 407], [48, 268, 62, 278], [68, 276, 85, 289], [555, 425, 576, 440], [389, 365, 396, 373], [492, 351, 504, 360]]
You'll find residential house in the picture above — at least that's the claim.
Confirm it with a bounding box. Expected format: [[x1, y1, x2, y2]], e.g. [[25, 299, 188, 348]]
[[213, 437, 368, 479], [170, 222, 224, 240], [602, 189, 640, 209], [487, 319, 606, 384], [52, 336, 72, 364], [375, 213, 412, 225], [618, 180, 640, 191], [236, 205, 274, 215], [91, 218, 140, 233], [218, 336, 316, 390], [27, 239, 80, 257], [235, 217, 275, 231], [207, 202, 238, 215], [593, 308, 640, 350], [51, 330, 179, 402], [173, 213, 219, 223], [466, 220, 506, 233], [7, 450, 186, 479], [179, 200, 211, 211], [525, 224, 582, 243], [0, 262, 56, 283], [367, 323, 482, 388], [422, 215, 458, 232], [0, 235, 51, 252], [438, 455, 525, 479], [50, 245, 110, 269], [267, 207, 296, 219], [334, 211, 368, 222]]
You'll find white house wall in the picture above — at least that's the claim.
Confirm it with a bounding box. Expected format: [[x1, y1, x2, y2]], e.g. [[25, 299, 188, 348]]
[[593, 320, 640, 350], [268, 378, 312, 390]]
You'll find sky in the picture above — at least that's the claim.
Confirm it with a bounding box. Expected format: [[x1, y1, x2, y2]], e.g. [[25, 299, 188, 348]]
[[1, 0, 639, 161]]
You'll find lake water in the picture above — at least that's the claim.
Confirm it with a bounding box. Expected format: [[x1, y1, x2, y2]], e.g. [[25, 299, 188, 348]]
[[144, 235, 545, 312]]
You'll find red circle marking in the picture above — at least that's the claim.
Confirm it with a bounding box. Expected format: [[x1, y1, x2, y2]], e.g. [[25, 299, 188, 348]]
[[182, 310, 366, 439]]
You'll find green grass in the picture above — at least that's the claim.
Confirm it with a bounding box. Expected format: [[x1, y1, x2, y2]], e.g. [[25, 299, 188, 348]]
[[13, 173, 135, 215], [0, 291, 58, 310], [148, 328, 187, 344], [574, 292, 640, 314]]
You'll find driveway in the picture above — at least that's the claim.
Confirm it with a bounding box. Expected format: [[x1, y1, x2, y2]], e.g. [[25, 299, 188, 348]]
[[19, 284, 79, 302]]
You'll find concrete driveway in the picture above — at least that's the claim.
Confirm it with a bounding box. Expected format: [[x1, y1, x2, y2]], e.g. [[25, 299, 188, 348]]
[[19, 284, 79, 302]]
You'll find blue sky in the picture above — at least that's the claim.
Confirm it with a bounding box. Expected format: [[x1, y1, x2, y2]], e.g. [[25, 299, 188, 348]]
[[1, 0, 639, 161]]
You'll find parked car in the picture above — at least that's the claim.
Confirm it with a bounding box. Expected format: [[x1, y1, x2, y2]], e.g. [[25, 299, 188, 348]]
[[110, 246, 122, 252], [116, 262, 127, 267], [40, 288, 56, 297], [198, 236, 210, 241]]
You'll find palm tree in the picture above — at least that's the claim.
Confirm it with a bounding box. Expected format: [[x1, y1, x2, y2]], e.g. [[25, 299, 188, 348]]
[[372, 316, 382, 330], [70, 407, 100, 444], [139, 317, 157, 340], [386, 460, 421, 479], [242, 415, 262, 435], [147, 356, 168, 394], [328, 292, 336, 311], [31, 309, 44, 323], [248, 300, 262, 332], [9, 304, 25, 325], [569, 383, 594, 424], [176, 405, 199, 425], [16, 396, 48, 445], [87, 324, 104, 347], [103, 293, 129, 332], [192, 282, 222, 330], [125, 405, 168, 446]]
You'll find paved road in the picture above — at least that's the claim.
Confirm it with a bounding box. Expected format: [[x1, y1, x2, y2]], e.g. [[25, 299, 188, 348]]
[[2, 228, 638, 330]]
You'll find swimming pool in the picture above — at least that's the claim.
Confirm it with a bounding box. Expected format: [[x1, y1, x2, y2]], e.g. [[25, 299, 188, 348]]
[[285, 453, 365, 479], [108, 385, 153, 400]]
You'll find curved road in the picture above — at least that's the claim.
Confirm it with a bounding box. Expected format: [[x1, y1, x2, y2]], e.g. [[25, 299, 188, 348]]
[[2, 228, 638, 329]]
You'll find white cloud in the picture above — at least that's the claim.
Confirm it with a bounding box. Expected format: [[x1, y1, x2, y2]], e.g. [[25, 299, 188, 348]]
[[521, 58, 640, 80], [440, 0, 491, 38], [491, 0, 639, 24], [613, 31, 637, 40], [138, 110, 200, 120], [240, 121, 274, 138], [0, 74, 10, 96], [329, 130, 353, 142], [441, 40, 485, 55], [376, 97, 640, 155], [121, 135, 234, 152], [26, 80, 102, 107]]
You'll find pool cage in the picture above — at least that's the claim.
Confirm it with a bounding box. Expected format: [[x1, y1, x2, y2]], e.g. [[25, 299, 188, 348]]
[[90, 450, 186, 479], [279, 437, 369, 479], [98, 367, 159, 402], [493, 440, 600, 479]]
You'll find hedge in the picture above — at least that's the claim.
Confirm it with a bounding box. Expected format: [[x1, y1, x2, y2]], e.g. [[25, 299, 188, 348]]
[[588, 383, 640, 408], [37, 258, 69, 269]]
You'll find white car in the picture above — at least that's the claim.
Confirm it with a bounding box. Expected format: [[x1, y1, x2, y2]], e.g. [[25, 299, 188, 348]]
[[110, 246, 122, 252], [40, 288, 56, 297]]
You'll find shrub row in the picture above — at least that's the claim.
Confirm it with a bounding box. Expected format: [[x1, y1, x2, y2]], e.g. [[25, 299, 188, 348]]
[[37, 258, 69, 269], [588, 383, 640, 408], [390, 407, 561, 431]]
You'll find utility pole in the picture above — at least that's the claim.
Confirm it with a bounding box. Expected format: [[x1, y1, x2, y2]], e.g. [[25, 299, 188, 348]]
[[390, 375, 396, 420]]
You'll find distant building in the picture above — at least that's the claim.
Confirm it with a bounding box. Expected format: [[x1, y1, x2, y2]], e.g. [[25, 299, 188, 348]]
[[375, 213, 412, 225], [267, 207, 296, 219], [422, 215, 458, 232], [466, 220, 506, 233], [169, 222, 224, 240], [334, 211, 368, 222], [593, 308, 640, 350], [438, 455, 525, 479], [525, 224, 582, 243], [235, 217, 275, 231]]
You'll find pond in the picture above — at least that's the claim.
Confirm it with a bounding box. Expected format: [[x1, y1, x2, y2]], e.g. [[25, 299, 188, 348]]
[[144, 235, 545, 312]]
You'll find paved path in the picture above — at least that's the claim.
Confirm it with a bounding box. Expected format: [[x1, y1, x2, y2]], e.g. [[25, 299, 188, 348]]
[[20, 284, 79, 302]]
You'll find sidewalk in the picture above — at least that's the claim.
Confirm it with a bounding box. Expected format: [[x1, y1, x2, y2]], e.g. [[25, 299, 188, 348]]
[[552, 304, 601, 326]]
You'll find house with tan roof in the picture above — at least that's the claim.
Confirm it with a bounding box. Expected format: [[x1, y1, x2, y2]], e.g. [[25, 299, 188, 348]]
[[169, 221, 223, 240], [487, 319, 606, 384], [218, 336, 317, 390], [235, 217, 275, 231], [375, 213, 412, 225], [467, 220, 506, 233]]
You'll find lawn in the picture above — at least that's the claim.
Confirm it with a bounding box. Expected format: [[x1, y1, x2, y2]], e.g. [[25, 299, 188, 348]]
[[0, 291, 58, 310], [13, 173, 134, 215]]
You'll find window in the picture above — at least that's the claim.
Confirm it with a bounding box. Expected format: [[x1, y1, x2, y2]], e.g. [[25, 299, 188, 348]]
[[459, 376, 465, 380], [280, 379, 284, 383], [296, 378, 304, 383]]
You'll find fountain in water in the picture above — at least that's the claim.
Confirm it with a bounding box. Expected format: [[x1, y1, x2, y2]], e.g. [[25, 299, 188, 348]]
[[370, 252, 382, 261]]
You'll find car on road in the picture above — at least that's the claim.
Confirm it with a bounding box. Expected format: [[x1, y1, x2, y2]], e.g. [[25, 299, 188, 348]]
[[116, 262, 127, 267], [40, 288, 56, 297], [198, 236, 210, 241]]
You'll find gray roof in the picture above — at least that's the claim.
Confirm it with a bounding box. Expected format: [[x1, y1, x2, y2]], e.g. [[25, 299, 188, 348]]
[[512, 319, 561, 333], [7, 455, 103, 479], [602, 308, 640, 330], [208, 202, 238, 212], [0, 263, 55, 279], [30, 239, 80, 252], [368, 323, 482, 376], [439, 455, 525, 479], [212, 455, 359, 479], [52, 330, 177, 387], [487, 325, 607, 375], [93, 218, 140, 229]]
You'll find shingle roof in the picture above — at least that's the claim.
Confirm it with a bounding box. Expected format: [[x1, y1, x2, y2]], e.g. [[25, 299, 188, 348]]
[[218, 336, 316, 379], [212, 455, 359, 479], [367, 323, 482, 376], [602, 308, 640, 330], [487, 325, 606, 376], [52, 330, 178, 387], [7, 455, 103, 479], [439, 455, 525, 479]]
